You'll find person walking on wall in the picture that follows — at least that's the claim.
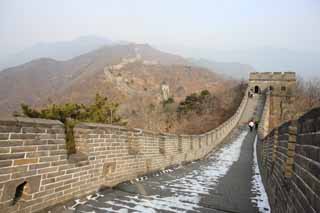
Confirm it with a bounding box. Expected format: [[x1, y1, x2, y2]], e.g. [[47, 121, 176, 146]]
[[248, 120, 255, 132]]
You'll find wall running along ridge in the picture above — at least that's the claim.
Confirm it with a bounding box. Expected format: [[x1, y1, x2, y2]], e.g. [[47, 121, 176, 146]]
[[0, 89, 249, 213], [257, 108, 320, 213]]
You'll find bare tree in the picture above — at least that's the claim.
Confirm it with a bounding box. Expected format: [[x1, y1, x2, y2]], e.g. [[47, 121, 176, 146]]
[[293, 77, 320, 117], [305, 78, 320, 109]]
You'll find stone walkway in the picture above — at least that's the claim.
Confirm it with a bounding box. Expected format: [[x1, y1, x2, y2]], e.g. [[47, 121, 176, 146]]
[[49, 95, 270, 213]]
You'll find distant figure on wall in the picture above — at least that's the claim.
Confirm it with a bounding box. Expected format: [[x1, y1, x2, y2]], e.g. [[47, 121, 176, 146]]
[[255, 119, 259, 130], [248, 120, 255, 132]]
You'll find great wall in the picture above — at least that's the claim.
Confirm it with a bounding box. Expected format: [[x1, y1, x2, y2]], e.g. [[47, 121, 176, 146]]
[[0, 72, 319, 213]]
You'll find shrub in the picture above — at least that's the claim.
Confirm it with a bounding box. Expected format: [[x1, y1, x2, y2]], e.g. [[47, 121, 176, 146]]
[[162, 97, 174, 107], [177, 90, 212, 116], [17, 93, 124, 155]]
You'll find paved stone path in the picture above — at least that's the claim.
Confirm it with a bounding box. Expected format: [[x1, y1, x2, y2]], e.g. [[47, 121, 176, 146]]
[[51, 95, 269, 213]]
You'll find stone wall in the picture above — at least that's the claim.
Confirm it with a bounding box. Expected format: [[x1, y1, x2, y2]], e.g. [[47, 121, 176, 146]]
[[258, 107, 320, 213], [250, 71, 297, 132], [258, 93, 270, 139], [0, 90, 248, 213]]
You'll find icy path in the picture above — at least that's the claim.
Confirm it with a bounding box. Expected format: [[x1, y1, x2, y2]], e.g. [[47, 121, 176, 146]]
[[251, 136, 271, 213], [73, 130, 249, 213], [48, 95, 267, 213]]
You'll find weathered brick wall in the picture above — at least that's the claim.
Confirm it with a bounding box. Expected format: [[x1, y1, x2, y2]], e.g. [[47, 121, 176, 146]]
[[0, 90, 249, 213], [258, 108, 320, 213], [0, 117, 66, 213], [258, 93, 270, 139]]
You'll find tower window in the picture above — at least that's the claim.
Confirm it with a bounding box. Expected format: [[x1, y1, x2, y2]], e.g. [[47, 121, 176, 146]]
[[281, 86, 286, 91]]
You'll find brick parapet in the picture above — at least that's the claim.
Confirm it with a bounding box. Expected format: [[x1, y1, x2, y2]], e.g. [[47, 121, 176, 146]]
[[259, 108, 320, 213], [0, 88, 249, 213]]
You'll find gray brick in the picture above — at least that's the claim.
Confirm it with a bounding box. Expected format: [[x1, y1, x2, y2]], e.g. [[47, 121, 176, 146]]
[[51, 160, 68, 167], [55, 184, 71, 192], [24, 139, 47, 145], [38, 167, 58, 174], [39, 156, 60, 162], [41, 178, 56, 185], [47, 139, 65, 144], [55, 174, 72, 182], [29, 162, 50, 170], [0, 153, 25, 160], [0, 174, 10, 182], [11, 146, 37, 153], [0, 133, 9, 140], [0, 147, 10, 154], [47, 171, 65, 178], [49, 150, 67, 156], [46, 128, 65, 134], [12, 170, 37, 179], [10, 133, 39, 140], [0, 160, 12, 168], [39, 134, 57, 140], [56, 134, 66, 139], [26, 151, 49, 158], [22, 127, 46, 133], [0, 165, 28, 174], [38, 145, 58, 151], [0, 125, 21, 133], [44, 182, 63, 190]]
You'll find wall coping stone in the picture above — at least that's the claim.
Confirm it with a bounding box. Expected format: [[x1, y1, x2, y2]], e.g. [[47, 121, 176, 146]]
[[0, 116, 63, 127]]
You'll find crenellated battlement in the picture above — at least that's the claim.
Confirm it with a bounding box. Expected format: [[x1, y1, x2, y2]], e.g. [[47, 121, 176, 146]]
[[249, 72, 296, 82], [248, 71, 296, 95]]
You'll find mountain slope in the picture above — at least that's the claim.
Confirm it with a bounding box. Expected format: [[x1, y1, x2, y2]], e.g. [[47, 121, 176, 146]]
[[0, 43, 230, 117]]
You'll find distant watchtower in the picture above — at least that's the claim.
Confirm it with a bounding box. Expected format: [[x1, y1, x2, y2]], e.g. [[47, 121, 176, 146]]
[[249, 72, 296, 94], [249, 72, 297, 130]]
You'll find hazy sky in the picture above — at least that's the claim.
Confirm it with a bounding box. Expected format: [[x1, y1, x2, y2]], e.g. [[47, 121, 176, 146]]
[[1, 0, 320, 56]]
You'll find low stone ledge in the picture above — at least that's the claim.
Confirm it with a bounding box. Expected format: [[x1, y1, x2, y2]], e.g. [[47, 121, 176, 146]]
[[0, 117, 63, 127], [76, 122, 137, 132], [0, 116, 19, 126]]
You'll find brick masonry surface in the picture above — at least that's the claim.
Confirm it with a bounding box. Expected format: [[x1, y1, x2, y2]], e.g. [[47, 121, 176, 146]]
[[258, 107, 320, 213], [0, 90, 249, 213]]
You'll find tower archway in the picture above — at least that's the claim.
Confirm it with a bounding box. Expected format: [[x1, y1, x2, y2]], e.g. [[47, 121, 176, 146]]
[[254, 86, 260, 93]]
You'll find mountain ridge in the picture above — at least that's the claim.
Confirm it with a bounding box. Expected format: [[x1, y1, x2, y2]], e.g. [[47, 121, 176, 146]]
[[0, 43, 230, 119], [0, 35, 113, 71]]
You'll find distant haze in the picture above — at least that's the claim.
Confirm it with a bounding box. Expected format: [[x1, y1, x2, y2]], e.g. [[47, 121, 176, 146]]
[[1, 0, 319, 78]]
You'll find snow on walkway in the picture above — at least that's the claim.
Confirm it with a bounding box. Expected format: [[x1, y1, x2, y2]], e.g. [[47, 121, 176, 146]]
[[251, 136, 271, 213], [82, 130, 249, 213]]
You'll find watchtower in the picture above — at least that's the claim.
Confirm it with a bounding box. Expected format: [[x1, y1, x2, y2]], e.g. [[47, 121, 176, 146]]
[[249, 72, 296, 94], [249, 72, 297, 130]]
